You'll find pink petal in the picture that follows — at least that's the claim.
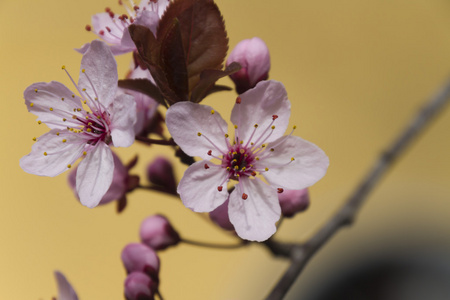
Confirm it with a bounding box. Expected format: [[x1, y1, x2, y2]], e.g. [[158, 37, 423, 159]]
[[75, 43, 90, 55], [110, 93, 137, 147], [54, 271, 79, 300], [263, 135, 329, 190], [78, 40, 118, 108], [76, 142, 114, 208], [20, 130, 85, 177], [230, 80, 290, 144], [132, 10, 160, 36], [92, 13, 125, 45], [24, 82, 83, 130], [166, 102, 229, 160], [228, 177, 280, 242], [177, 161, 229, 212]]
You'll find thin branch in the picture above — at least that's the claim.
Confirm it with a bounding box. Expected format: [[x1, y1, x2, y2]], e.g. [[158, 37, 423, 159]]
[[181, 238, 249, 249], [265, 77, 450, 300], [136, 135, 176, 146]]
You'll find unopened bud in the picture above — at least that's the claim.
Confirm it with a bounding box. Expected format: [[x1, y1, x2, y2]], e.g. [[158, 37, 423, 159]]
[[226, 37, 270, 94], [140, 215, 180, 251], [121, 243, 160, 280], [124, 272, 157, 300], [146, 157, 177, 194], [209, 199, 235, 231], [278, 188, 310, 218]]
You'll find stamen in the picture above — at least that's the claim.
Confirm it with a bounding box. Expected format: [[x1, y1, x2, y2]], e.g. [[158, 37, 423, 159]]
[[85, 25, 92, 31], [277, 188, 284, 193], [236, 97, 241, 104], [272, 115, 278, 120], [242, 193, 248, 200], [204, 163, 210, 169], [217, 186, 223, 192]]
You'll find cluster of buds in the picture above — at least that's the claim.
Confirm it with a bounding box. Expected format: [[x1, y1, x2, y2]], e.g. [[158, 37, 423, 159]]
[[122, 215, 180, 300]]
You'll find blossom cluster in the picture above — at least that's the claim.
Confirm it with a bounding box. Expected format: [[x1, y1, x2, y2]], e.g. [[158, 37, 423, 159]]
[[20, 0, 329, 297]]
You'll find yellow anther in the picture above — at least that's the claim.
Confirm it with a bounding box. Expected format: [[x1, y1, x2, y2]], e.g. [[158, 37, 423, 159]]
[[82, 88, 86, 91], [242, 167, 246, 171], [240, 140, 244, 144], [256, 157, 260, 161], [254, 124, 258, 128], [77, 108, 81, 112], [37, 121, 42, 125], [232, 151, 237, 155], [249, 164, 254, 168], [73, 109, 76, 112], [293, 125, 297, 129], [83, 101, 87, 104], [251, 142, 254, 146], [226, 167, 230, 171], [224, 134, 229, 138], [69, 128, 74, 132], [97, 116, 101, 119], [61, 65, 66, 70], [62, 139, 67, 143], [244, 154, 248, 157], [261, 144, 266, 148], [87, 128, 92, 132], [197, 132, 202, 137], [56, 132, 60, 136], [85, 116, 89, 120], [49, 107, 53, 111], [34, 89, 38, 93], [61, 97, 64, 101], [233, 159, 237, 163], [265, 167, 269, 171], [236, 174, 240, 178], [63, 118, 67, 122], [234, 165, 239, 170], [82, 69, 85, 73], [240, 149, 245, 154], [95, 97, 98, 101], [271, 125, 275, 129], [291, 157, 295, 161], [234, 125, 238, 129], [270, 148, 275, 152], [30, 103, 34, 107], [43, 152, 47, 156], [86, 111, 90, 114], [88, 122, 92, 126], [72, 115, 77, 119], [67, 164, 72, 168], [83, 151, 87, 156], [211, 110, 215, 114], [72, 94, 75, 98], [32, 137, 36, 141]]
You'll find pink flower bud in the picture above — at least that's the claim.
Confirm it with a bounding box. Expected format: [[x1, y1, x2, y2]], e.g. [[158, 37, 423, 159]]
[[140, 215, 180, 250], [209, 199, 235, 231], [146, 157, 177, 194], [121, 243, 160, 280], [278, 188, 310, 218], [124, 272, 157, 300], [226, 37, 270, 94]]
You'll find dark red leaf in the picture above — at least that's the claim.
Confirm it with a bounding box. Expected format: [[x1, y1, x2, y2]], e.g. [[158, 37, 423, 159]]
[[118, 78, 166, 107]]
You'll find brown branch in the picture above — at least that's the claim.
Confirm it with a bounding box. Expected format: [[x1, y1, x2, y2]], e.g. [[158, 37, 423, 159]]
[[265, 77, 450, 300]]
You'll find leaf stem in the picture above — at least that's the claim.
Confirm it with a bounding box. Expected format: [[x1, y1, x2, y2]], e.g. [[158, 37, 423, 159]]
[[181, 238, 249, 250]]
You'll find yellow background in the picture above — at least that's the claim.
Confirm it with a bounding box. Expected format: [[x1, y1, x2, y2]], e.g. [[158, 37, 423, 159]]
[[1, 0, 450, 299]]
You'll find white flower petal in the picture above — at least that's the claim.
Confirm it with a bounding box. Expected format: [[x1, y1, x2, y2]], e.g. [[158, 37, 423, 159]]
[[54, 271, 79, 300], [228, 177, 280, 241], [110, 93, 137, 147], [177, 161, 229, 212], [231, 80, 290, 144], [76, 142, 114, 208], [92, 13, 124, 45], [79, 40, 118, 108], [20, 130, 85, 177], [166, 102, 229, 160], [262, 135, 329, 190], [24, 82, 83, 130]]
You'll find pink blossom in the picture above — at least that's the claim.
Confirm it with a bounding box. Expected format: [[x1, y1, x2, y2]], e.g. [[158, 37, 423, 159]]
[[209, 199, 235, 231], [20, 40, 137, 208], [68, 151, 138, 206], [226, 37, 270, 94], [140, 215, 180, 250], [146, 157, 177, 195], [79, 0, 169, 55], [124, 272, 156, 300], [54, 271, 79, 300], [121, 243, 160, 279], [166, 80, 329, 241], [279, 188, 310, 218]]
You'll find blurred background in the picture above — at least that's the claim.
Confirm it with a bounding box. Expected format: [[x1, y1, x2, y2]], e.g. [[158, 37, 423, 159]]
[[1, 0, 450, 299]]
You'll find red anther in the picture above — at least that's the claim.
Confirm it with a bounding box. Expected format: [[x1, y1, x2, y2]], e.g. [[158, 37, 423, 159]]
[[130, 17, 135, 23], [242, 193, 248, 200], [134, 5, 140, 10], [85, 25, 92, 31], [105, 26, 111, 33], [251, 171, 257, 177], [118, 15, 124, 21], [217, 186, 223, 192], [105, 7, 111, 12], [122, 14, 128, 19], [99, 30, 105, 36], [207, 150, 212, 156], [118, 0, 123, 5], [272, 115, 278, 120], [204, 164, 210, 169], [277, 188, 284, 194], [109, 11, 115, 18], [236, 97, 242, 104]]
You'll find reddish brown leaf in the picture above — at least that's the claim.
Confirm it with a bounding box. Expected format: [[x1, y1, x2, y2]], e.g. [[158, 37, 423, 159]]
[[118, 78, 166, 107]]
